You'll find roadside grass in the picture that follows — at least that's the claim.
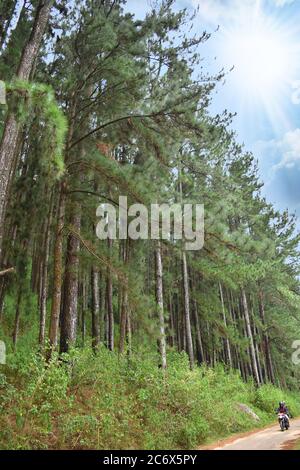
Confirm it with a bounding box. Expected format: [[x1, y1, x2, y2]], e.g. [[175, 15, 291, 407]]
[[1, 344, 300, 450]]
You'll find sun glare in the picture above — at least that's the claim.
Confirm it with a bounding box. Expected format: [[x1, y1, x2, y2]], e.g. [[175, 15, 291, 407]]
[[218, 3, 300, 130], [230, 27, 290, 96]]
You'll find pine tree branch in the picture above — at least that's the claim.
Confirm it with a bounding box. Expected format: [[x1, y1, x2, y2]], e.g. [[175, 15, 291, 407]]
[[0, 267, 15, 276]]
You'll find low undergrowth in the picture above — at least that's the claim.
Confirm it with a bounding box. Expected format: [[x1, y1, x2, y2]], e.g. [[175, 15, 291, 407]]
[[1, 345, 299, 450]]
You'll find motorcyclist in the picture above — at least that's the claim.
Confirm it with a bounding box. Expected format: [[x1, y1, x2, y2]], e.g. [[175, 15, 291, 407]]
[[276, 401, 290, 427]]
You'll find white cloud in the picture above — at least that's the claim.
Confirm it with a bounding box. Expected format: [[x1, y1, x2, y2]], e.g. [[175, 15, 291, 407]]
[[193, 0, 296, 25], [277, 129, 300, 168], [262, 129, 300, 170], [254, 128, 300, 174], [193, 0, 255, 25]]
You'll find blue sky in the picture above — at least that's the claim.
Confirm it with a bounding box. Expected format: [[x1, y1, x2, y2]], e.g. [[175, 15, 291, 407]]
[[126, 0, 300, 222]]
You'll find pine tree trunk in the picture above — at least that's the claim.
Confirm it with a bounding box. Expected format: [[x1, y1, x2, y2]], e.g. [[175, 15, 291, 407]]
[[168, 293, 175, 347], [0, 0, 54, 258], [193, 297, 204, 364], [81, 275, 87, 346], [241, 288, 260, 385], [12, 289, 22, 350], [155, 241, 167, 370], [0, 0, 18, 51], [119, 240, 128, 354], [258, 289, 275, 384], [39, 194, 53, 346], [100, 272, 105, 342], [48, 184, 66, 354], [182, 250, 194, 369], [219, 282, 232, 367], [126, 307, 132, 357], [60, 208, 81, 353], [91, 265, 100, 352], [106, 237, 114, 351]]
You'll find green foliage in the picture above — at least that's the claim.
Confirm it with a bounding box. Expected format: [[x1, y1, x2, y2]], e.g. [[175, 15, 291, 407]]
[[5, 80, 67, 178], [1, 347, 299, 450]]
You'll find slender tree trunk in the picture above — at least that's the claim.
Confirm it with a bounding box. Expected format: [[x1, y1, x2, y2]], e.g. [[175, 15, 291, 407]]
[[12, 289, 22, 350], [48, 184, 66, 354], [241, 288, 260, 385], [99, 272, 105, 342], [81, 275, 87, 346], [182, 251, 194, 369], [91, 265, 100, 352], [168, 293, 175, 347], [125, 311, 132, 358], [193, 297, 204, 364], [106, 237, 114, 351], [119, 240, 128, 354], [155, 241, 167, 370], [0, 0, 54, 258], [39, 194, 53, 346], [219, 282, 232, 367], [0, 0, 18, 51], [60, 207, 81, 353], [258, 289, 275, 384]]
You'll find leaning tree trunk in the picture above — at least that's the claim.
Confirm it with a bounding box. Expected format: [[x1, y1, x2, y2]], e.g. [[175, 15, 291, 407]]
[[155, 241, 167, 370], [0, 0, 54, 258], [241, 288, 261, 385]]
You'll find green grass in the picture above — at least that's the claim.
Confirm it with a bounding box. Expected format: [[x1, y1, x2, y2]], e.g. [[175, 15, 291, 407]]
[[0, 345, 300, 450]]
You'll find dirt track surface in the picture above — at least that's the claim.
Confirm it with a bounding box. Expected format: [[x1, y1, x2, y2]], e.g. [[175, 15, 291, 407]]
[[211, 418, 300, 450]]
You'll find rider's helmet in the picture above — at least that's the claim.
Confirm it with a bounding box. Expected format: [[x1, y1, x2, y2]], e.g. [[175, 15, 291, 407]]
[[279, 401, 285, 407]]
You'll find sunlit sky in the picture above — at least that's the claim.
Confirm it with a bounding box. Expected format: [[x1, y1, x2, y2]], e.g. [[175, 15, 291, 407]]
[[126, 0, 300, 222]]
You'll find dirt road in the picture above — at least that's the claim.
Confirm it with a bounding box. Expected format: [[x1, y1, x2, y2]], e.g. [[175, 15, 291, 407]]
[[213, 418, 300, 450]]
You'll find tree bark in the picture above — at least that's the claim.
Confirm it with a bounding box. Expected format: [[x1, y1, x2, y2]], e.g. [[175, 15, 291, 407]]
[[241, 288, 260, 385], [182, 250, 194, 369], [219, 282, 232, 367], [119, 240, 127, 354], [193, 297, 204, 364], [91, 265, 100, 352], [0, 0, 54, 258], [0, 0, 18, 52], [106, 237, 114, 351], [38, 194, 53, 346], [48, 184, 66, 353], [155, 241, 167, 370], [60, 207, 81, 353], [12, 289, 22, 350], [258, 289, 275, 384]]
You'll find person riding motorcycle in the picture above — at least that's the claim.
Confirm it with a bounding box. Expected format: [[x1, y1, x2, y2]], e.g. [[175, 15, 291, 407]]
[[276, 401, 290, 428]]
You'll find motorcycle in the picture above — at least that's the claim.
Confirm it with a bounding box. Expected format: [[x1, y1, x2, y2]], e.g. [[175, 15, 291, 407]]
[[278, 412, 289, 431]]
